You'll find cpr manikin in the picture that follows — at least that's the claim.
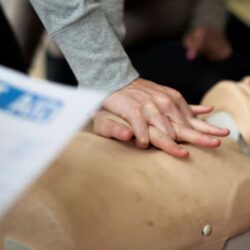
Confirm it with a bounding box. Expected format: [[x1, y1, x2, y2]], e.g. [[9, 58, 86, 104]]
[[1, 79, 250, 250]]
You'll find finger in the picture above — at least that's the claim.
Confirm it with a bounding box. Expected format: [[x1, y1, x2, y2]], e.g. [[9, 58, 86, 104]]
[[206, 40, 233, 62], [217, 45, 233, 61], [147, 113, 176, 140], [103, 92, 150, 148], [184, 35, 195, 51], [94, 116, 133, 141], [149, 126, 189, 158], [190, 119, 230, 137], [186, 49, 198, 61], [205, 50, 222, 62], [130, 79, 192, 120], [174, 124, 221, 148], [140, 89, 192, 127], [221, 45, 233, 59], [128, 107, 150, 149], [190, 105, 214, 115], [143, 102, 176, 139], [184, 34, 202, 60], [205, 41, 232, 62]]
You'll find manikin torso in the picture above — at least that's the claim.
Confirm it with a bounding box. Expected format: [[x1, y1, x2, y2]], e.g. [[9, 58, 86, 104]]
[[0, 79, 250, 250]]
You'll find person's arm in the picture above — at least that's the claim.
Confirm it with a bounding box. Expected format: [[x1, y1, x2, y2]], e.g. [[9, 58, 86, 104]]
[[29, 0, 139, 94], [184, 0, 232, 61], [191, 0, 227, 32]]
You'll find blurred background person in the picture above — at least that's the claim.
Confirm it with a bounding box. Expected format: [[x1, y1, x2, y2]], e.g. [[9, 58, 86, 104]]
[[124, 0, 250, 103]]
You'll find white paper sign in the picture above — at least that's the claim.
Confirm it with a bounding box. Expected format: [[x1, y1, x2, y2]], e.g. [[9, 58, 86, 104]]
[[0, 66, 104, 217]]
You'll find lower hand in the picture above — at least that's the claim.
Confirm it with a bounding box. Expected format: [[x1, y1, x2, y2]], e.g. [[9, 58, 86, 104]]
[[93, 109, 229, 158]]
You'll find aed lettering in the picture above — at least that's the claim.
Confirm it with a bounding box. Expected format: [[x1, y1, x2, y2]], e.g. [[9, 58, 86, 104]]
[[9, 94, 63, 123], [0, 81, 63, 123]]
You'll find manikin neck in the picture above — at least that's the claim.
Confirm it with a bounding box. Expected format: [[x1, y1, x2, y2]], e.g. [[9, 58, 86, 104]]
[[206, 112, 250, 156]]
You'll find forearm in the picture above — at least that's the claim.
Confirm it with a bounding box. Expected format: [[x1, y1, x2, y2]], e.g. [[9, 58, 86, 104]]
[[29, 0, 139, 95], [190, 0, 228, 32]]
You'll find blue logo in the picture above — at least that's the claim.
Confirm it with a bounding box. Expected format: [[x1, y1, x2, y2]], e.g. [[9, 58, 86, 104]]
[[0, 81, 63, 124]]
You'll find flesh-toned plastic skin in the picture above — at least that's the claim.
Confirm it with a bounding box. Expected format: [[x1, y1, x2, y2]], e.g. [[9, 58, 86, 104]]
[[0, 79, 250, 250], [202, 77, 250, 146]]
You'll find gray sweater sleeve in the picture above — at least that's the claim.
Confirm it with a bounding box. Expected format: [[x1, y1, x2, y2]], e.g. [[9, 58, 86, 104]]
[[190, 0, 227, 32], [29, 0, 139, 95]]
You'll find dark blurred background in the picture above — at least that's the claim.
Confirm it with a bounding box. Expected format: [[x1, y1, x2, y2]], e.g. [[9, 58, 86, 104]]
[[1, 0, 250, 104]]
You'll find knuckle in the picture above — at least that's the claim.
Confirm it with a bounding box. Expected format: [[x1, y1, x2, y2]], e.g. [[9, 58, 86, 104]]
[[174, 125, 182, 137], [197, 137, 206, 145], [164, 98, 175, 110], [195, 133, 206, 144], [121, 112, 130, 121], [168, 127, 177, 140], [159, 95, 172, 107], [136, 92, 151, 103], [144, 100, 157, 110], [142, 97, 154, 107], [171, 89, 184, 102]]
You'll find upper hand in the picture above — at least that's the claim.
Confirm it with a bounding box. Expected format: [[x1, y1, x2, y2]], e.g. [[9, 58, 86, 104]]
[[99, 78, 229, 158], [103, 77, 194, 150], [184, 27, 233, 61]]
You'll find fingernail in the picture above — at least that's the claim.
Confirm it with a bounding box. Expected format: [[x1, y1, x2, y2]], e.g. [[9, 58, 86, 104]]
[[211, 138, 219, 143], [140, 138, 148, 145], [122, 130, 132, 139], [180, 148, 189, 158], [180, 148, 189, 155], [137, 138, 149, 149], [211, 138, 221, 147], [220, 128, 230, 135]]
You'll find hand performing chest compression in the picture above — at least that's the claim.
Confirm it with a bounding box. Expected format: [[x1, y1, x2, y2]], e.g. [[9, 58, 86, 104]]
[[97, 78, 230, 158]]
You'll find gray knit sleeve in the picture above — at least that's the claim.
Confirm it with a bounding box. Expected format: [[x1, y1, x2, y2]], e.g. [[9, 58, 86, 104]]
[[29, 0, 139, 95], [190, 0, 228, 32]]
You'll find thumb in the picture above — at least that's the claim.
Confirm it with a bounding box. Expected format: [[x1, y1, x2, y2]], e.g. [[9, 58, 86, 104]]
[[94, 110, 133, 141]]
